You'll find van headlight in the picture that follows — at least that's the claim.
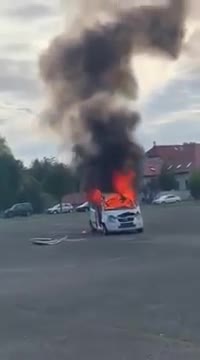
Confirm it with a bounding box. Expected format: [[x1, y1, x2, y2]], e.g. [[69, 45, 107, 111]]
[[108, 215, 117, 223]]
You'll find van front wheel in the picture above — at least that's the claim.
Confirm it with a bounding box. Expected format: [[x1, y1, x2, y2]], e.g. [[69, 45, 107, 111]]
[[89, 220, 97, 233], [102, 224, 109, 236]]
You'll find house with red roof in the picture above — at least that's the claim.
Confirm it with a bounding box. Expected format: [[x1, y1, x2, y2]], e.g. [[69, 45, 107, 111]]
[[144, 142, 200, 191]]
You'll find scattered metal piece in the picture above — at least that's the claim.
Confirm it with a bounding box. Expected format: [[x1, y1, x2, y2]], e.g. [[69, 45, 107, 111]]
[[65, 238, 87, 242], [31, 236, 68, 245]]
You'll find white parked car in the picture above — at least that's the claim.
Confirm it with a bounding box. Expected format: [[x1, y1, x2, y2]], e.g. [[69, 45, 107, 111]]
[[89, 195, 144, 235], [153, 194, 181, 205], [47, 203, 73, 214]]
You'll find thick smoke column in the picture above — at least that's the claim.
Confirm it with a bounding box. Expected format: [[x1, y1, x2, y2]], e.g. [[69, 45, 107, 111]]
[[40, 0, 186, 193]]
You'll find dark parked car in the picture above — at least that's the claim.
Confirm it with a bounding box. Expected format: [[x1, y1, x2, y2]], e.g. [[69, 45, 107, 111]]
[[4, 203, 33, 218]]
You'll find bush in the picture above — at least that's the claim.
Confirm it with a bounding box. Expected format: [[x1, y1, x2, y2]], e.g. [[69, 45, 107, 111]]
[[17, 174, 44, 213], [189, 171, 200, 200], [159, 166, 178, 191], [0, 153, 22, 210], [0, 136, 80, 211]]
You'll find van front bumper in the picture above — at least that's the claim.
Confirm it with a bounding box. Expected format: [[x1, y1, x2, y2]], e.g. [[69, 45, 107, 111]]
[[105, 215, 143, 233]]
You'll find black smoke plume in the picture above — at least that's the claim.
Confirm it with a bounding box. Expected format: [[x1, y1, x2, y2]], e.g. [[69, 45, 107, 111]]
[[40, 0, 186, 193]]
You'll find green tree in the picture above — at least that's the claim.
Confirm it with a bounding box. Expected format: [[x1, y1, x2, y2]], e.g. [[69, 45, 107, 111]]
[[43, 163, 74, 207], [0, 136, 12, 155], [28, 158, 81, 212], [17, 172, 44, 213], [159, 165, 178, 191], [29, 158, 54, 184], [189, 171, 200, 200], [0, 136, 81, 212], [0, 153, 22, 210]]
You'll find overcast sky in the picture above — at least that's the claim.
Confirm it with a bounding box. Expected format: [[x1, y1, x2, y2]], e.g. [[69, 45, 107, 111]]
[[0, 0, 199, 164]]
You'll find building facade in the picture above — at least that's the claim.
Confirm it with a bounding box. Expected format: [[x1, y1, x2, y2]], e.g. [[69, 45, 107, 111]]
[[144, 142, 200, 193]]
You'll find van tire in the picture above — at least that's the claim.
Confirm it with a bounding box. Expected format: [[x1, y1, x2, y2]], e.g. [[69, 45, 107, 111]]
[[102, 224, 109, 236], [137, 228, 144, 234], [89, 220, 97, 233]]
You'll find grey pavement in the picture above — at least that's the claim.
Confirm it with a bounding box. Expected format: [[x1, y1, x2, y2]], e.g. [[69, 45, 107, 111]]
[[0, 203, 200, 359]]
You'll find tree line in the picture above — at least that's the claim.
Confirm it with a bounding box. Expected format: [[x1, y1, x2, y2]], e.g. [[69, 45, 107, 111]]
[[0, 136, 200, 212], [0, 136, 80, 213]]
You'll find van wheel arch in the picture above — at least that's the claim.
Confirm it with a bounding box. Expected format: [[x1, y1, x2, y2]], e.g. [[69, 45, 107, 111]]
[[89, 220, 97, 233], [102, 223, 109, 236]]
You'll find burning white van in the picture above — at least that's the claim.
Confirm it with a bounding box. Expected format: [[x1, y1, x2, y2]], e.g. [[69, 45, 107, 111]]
[[89, 193, 144, 235]]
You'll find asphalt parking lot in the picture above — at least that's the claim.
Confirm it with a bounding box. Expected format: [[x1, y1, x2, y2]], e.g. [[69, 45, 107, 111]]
[[0, 203, 200, 359]]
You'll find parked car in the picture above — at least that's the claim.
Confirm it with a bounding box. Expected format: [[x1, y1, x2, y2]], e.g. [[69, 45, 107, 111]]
[[153, 194, 181, 205], [4, 202, 33, 218], [76, 202, 89, 212], [47, 203, 73, 214]]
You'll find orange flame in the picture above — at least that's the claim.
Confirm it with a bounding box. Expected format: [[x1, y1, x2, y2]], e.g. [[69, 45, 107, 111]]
[[104, 170, 136, 210], [87, 170, 136, 210]]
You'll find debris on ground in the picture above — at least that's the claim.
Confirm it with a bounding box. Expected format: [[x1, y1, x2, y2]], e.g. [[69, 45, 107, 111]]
[[31, 236, 68, 245]]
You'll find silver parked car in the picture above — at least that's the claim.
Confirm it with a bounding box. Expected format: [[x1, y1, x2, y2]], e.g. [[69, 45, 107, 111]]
[[153, 194, 181, 205], [47, 203, 73, 214]]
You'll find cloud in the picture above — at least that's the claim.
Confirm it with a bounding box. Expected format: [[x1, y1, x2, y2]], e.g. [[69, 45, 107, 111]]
[[5, 3, 55, 21], [152, 108, 200, 127], [0, 58, 40, 99], [138, 109, 200, 150], [0, 0, 63, 162], [138, 54, 200, 148], [0, 0, 199, 163], [0, 104, 59, 164], [153, 117, 200, 145], [2, 43, 32, 54], [0, 74, 39, 99]]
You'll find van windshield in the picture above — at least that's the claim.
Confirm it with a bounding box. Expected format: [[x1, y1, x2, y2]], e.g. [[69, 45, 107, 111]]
[[103, 193, 135, 211]]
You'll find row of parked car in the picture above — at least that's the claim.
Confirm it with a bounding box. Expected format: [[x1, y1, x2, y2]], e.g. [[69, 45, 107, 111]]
[[46, 202, 89, 214], [2, 194, 182, 219], [2, 201, 90, 219]]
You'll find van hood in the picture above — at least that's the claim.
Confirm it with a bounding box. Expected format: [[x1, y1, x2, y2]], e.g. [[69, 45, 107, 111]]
[[104, 207, 140, 217]]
